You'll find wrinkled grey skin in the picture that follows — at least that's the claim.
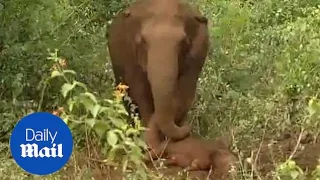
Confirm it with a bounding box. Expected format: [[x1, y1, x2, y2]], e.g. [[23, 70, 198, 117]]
[[107, 0, 209, 150]]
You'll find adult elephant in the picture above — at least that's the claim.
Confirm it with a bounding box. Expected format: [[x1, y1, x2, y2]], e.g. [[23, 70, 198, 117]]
[[107, 0, 209, 149]]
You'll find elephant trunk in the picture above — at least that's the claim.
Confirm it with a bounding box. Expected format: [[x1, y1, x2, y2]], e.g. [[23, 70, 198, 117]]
[[146, 46, 191, 140]]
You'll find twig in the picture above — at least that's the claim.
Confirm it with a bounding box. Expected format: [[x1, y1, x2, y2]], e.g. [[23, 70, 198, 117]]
[[288, 128, 304, 160], [86, 157, 118, 166], [145, 138, 170, 174], [251, 118, 270, 180], [206, 166, 213, 180]]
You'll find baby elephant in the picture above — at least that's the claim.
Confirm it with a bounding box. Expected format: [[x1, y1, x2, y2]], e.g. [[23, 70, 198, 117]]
[[146, 135, 237, 179]]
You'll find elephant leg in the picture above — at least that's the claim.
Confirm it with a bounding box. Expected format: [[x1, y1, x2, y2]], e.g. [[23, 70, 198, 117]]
[[143, 120, 161, 154], [111, 64, 123, 87], [173, 71, 198, 127], [125, 67, 154, 127], [174, 19, 209, 125]]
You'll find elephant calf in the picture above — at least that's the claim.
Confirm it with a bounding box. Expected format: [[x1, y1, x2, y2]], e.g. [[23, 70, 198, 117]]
[[146, 135, 237, 179]]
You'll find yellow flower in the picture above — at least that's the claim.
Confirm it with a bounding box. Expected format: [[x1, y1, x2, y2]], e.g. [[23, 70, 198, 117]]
[[50, 64, 58, 71], [52, 111, 59, 116], [52, 107, 65, 116], [58, 58, 67, 67], [114, 83, 129, 102], [114, 90, 124, 101], [58, 107, 64, 113], [116, 83, 129, 95]]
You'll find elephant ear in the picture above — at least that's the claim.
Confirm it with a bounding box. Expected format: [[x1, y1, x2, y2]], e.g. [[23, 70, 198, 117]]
[[182, 6, 208, 40], [181, 9, 209, 70]]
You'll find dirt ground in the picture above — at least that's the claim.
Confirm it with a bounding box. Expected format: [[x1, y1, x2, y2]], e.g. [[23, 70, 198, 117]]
[[254, 133, 320, 179], [59, 133, 320, 180]]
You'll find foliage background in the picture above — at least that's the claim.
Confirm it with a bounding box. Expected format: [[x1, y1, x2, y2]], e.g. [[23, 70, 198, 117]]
[[1, 0, 320, 179]]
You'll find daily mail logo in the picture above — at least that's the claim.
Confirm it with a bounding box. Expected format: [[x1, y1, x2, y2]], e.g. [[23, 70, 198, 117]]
[[10, 112, 73, 175], [20, 129, 63, 158]]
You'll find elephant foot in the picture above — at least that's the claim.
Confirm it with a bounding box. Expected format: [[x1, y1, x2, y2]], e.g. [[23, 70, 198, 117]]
[[142, 121, 166, 161]]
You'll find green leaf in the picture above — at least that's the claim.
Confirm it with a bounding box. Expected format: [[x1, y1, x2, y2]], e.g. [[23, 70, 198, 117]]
[[130, 151, 141, 164], [108, 145, 122, 161], [85, 118, 96, 128], [98, 106, 112, 113], [78, 95, 95, 112], [107, 131, 118, 147], [62, 116, 69, 125], [67, 99, 75, 112], [124, 139, 136, 147], [0, 3, 4, 11], [137, 165, 147, 180], [113, 129, 126, 140], [93, 121, 109, 138], [117, 106, 129, 115], [90, 104, 101, 118], [109, 117, 126, 129], [63, 70, 76, 75], [290, 171, 300, 179], [51, 70, 63, 78], [103, 99, 114, 104], [73, 80, 88, 91], [82, 92, 97, 104], [125, 128, 139, 136], [287, 160, 296, 168], [107, 148, 117, 161], [61, 83, 75, 98], [308, 97, 320, 115], [134, 137, 147, 148]]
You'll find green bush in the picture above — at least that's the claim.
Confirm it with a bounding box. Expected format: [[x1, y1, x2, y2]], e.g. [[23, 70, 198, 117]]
[[0, 0, 131, 105]]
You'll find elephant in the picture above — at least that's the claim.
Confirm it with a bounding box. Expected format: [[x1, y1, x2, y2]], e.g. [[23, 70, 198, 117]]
[[145, 135, 237, 179], [107, 0, 209, 150]]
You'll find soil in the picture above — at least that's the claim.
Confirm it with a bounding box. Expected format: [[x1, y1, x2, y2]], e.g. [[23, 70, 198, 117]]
[[60, 133, 320, 180], [254, 133, 320, 179]]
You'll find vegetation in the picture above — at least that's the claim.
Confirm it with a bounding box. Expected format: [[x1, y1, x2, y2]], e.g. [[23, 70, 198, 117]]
[[1, 0, 320, 179]]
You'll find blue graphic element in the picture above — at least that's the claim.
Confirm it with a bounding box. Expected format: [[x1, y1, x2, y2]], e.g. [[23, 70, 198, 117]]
[[10, 112, 73, 175]]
